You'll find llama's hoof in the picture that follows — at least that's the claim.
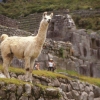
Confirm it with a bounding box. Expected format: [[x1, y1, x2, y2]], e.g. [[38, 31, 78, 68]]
[[0, 72, 6, 78]]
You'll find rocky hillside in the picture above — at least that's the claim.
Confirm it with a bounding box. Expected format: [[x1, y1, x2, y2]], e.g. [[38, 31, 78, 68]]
[[0, 12, 100, 78]]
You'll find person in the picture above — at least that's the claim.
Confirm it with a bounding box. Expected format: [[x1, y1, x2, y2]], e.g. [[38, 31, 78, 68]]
[[48, 59, 55, 72], [35, 63, 40, 70]]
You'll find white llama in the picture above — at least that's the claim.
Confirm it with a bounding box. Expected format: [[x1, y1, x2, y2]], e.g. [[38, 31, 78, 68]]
[[0, 12, 53, 81]]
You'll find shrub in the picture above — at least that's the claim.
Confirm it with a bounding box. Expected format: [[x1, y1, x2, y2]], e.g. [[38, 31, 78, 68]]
[[59, 47, 64, 58]]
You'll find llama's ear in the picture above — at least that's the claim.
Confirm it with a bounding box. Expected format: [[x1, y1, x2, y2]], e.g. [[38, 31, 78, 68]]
[[50, 13, 53, 18], [43, 12, 47, 17]]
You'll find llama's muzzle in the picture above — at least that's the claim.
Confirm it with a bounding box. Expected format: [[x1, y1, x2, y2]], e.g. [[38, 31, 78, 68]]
[[48, 19, 51, 23]]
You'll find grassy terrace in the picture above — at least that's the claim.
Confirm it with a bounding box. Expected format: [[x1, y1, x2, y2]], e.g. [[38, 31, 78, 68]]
[[0, 65, 69, 79], [57, 69, 100, 87], [0, 65, 70, 85], [0, 0, 100, 18], [0, 78, 32, 85], [0, 65, 100, 87]]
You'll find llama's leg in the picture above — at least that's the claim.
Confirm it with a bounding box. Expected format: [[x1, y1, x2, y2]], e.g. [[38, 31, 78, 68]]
[[3, 57, 12, 78], [24, 57, 31, 81], [29, 58, 35, 82]]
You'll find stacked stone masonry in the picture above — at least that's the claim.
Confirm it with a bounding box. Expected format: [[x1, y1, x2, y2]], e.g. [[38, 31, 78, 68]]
[[0, 71, 100, 100], [0, 14, 18, 28]]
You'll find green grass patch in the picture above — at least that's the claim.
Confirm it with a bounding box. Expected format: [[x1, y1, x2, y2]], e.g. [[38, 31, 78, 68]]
[[57, 69, 100, 87], [80, 76, 100, 87], [57, 69, 79, 76], [0, 78, 32, 85], [32, 70, 70, 79], [0, 65, 70, 79], [0, 64, 25, 74], [72, 15, 100, 30]]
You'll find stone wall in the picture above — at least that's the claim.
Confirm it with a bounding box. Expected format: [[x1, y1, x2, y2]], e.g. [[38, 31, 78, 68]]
[[0, 9, 100, 34], [70, 29, 100, 77], [0, 25, 32, 36], [0, 71, 100, 100], [47, 14, 76, 41], [0, 10, 70, 34], [17, 13, 42, 34], [73, 9, 100, 17], [17, 10, 71, 34], [0, 14, 18, 28]]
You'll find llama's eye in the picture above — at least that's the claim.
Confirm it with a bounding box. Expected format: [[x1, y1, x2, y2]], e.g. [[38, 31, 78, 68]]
[[44, 18, 46, 20]]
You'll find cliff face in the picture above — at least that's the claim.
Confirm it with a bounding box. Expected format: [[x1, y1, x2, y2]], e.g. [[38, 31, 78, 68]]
[[46, 13, 100, 78]]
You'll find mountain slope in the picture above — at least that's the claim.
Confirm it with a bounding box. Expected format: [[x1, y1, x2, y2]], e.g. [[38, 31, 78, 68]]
[[0, 0, 100, 18]]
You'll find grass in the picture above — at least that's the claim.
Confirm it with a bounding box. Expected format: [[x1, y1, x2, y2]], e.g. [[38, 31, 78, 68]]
[[0, 65, 32, 85], [0, 64, 100, 87], [0, 65, 70, 88], [72, 15, 100, 30], [32, 70, 70, 79], [0, 0, 100, 18], [0, 78, 32, 85], [80, 76, 100, 87], [0, 64, 70, 79], [0, 64, 25, 74], [57, 69, 79, 76], [57, 69, 100, 87]]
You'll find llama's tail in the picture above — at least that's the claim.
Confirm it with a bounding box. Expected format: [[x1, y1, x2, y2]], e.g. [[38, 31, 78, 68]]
[[0, 34, 8, 42], [0, 34, 7, 62]]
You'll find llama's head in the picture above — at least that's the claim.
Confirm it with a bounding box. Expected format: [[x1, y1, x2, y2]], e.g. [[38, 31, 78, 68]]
[[42, 12, 53, 25]]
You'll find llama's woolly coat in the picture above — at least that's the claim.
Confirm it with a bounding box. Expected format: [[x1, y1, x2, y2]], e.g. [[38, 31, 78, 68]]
[[1, 36, 41, 59]]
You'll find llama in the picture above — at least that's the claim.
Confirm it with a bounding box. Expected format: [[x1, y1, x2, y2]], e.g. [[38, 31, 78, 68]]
[[0, 12, 53, 82]]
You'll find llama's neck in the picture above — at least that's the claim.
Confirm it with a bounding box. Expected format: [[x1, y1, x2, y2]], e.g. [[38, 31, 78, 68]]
[[36, 21, 49, 47]]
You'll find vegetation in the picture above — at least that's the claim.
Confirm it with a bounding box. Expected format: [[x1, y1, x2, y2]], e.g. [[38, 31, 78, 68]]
[[73, 15, 100, 30], [57, 69, 100, 87], [0, 65, 100, 87], [80, 76, 100, 87], [59, 47, 64, 58], [0, 0, 100, 30], [57, 69, 79, 76], [0, 78, 32, 85], [0, 65, 70, 79], [0, 0, 100, 18]]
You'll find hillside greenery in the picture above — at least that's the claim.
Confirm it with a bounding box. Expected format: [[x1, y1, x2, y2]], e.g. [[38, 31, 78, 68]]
[[73, 15, 100, 30], [0, 0, 100, 18], [0, 0, 100, 30], [57, 69, 100, 87]]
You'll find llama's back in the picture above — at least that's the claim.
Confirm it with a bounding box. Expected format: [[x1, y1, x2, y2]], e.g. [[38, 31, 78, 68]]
[[0, 36, 37, 59]]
